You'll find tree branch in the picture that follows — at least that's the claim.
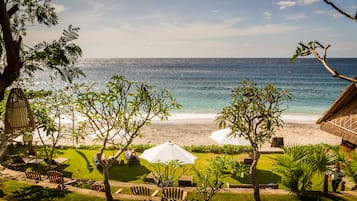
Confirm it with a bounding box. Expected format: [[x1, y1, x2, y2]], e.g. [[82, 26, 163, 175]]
[[7, 4, 18, 17], [310, 44, 357, 83], [323, 0, 357, 22]]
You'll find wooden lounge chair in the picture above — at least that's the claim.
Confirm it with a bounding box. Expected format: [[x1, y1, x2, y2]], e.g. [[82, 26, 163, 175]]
[[25, 170, 42, 181], [131, 186, 159, 197], [162, 187, 187, 201], [47, 170, 76, 186], [92, 183, 105, 192], [47, 170, 64, 184], [92, 183, 122, 194]]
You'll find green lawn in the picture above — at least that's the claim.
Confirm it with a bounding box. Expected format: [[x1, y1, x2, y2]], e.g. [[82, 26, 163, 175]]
[[2, 146, 355, 201], [9, 147, 327, 191]]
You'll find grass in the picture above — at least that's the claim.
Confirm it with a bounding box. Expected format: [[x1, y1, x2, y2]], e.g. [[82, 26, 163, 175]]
[[2, 146, 356, 200], [4, 147, 330, 191]]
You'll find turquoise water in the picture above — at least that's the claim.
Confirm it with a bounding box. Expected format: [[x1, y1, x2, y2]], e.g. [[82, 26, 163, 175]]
[[31, 58, 357, 119]]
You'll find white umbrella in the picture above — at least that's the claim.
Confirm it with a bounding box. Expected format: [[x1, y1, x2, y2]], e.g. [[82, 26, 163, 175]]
[[140, 141, 197, 164], [210, 128, 250, 146]]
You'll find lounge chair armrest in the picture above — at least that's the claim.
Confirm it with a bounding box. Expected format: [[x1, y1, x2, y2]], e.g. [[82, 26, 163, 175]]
[[151, 189, 159, 197], [182, 191, 187, 200], [64, 179, 77, 185], [114, 188, 122, 194]]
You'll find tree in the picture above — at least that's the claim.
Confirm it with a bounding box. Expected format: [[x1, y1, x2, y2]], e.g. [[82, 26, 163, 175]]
[[291, 0, 357, 83], [0, 0, 83, 157], [75, 75, 180, 201], [31, 85, 81, 169], [215, 80, 290, 201]]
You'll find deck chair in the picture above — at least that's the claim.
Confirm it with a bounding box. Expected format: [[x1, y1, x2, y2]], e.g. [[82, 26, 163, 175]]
[[47, 170, 64, 184], [162, 187, 187, 201], [92, 183, 122, 194], [131, 186, 159, 197], [92, 183, 105, 192], [25, 170, 42, 181]]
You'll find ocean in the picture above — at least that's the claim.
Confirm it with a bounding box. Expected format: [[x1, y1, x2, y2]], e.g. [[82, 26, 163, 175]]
[[31, 58, 357, 122]]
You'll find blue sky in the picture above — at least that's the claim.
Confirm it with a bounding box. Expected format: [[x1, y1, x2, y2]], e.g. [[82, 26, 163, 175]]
[[25, 0, 357, 58]]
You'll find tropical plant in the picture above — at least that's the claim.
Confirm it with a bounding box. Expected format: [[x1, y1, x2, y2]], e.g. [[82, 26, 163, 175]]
[[273, 144, 335, 194], [216, 80, 290, 201], [194, 164, 224, 201], [75, 75, 180, 201], [344, 150, 357, 184], [151, 160, 184, 187]]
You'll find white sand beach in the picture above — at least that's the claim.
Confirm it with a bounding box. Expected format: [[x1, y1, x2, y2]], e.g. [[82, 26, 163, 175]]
[[132, 119, 342, 147]]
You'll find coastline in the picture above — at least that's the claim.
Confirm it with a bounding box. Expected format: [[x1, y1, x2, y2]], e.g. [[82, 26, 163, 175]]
[[42, 112, 342, 148], [132, 113, 341, 147]]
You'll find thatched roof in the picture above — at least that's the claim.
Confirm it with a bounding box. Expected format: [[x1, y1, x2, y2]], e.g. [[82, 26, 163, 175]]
[[317, 83, 357, 144]]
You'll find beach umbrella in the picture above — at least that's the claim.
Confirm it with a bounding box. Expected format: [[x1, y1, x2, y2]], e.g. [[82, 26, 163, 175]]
[[210, 128, 250, 146], [140, 141, 197, 164]]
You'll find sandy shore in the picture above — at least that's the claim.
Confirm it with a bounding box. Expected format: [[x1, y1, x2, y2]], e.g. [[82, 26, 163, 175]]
[[51, 116, 341, 148], [130, 118, 342, 147]]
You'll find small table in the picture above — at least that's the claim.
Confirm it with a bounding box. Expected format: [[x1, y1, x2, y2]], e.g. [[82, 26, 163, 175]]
[[178, 175, 193, 187], [54, 158, 68, 165]]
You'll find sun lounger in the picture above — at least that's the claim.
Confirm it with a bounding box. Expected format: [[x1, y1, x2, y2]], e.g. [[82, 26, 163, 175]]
[[162, 187, 187, 201], [25, 170, 42, 181], [131, 186, 159, 197], [92, 183, 122, 194]]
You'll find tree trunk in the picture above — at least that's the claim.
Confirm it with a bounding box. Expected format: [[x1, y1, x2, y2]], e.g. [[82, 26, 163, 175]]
[[103, 164, 113, 201], [250, 148, 261, 201]]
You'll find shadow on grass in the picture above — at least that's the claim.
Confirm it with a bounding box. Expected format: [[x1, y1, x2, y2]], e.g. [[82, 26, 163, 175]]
[[76, 150, 94, 173], [13, 185, 67, 201], [297, 191, 348, 201], [234, 169, 281, 184], [108, 164, 150, 182]]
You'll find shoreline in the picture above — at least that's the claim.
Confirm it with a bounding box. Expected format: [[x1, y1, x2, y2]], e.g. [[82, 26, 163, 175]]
[[155, 113, 322, 125]]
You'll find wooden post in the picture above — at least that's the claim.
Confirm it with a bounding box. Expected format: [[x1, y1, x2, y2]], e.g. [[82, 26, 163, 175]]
[[323, 174, 329, 195], [341, 181, 345, 191]]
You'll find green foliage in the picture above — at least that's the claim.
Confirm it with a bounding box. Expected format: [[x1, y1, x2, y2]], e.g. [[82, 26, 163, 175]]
[[75, 75, 180, 153], [345, 150, 357, 183], [230, 160, 249, 178], [184, 144, 251, 154], [207, 156, 230, 174], [1, 0, 84, 83], [216, 79, 290, 147], [151, 160, 184, 187], [24, 25, 84, 83], [194, 165, 224, 201], [273, 144, 336, 194], [290, 41, 327, 62]]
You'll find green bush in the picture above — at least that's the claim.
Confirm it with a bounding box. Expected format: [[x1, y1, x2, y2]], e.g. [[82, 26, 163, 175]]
[[184, 144, 251, 154]]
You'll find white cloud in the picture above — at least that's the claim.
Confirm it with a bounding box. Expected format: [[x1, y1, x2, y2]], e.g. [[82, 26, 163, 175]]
[[277, 1, 296, 9], [263, 11, 273, 20], [285, 13, 307, 21], [211, 9, 220, 13], [298, 0, 320, 5], [53, 4, 65, 14], [314, 10, 343, 18], [223, 17, 244, 26]]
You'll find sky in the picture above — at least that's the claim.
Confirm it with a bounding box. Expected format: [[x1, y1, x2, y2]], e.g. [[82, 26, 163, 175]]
[[25, 0, 357, 58]]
